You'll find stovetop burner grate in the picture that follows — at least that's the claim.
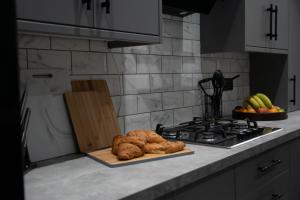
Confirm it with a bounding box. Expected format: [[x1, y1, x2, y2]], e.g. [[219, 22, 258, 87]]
[[156, 118, 282, 148]]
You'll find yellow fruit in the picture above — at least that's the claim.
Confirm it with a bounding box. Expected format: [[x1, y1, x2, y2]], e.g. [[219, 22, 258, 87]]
[[256, 93, 273, 109], [248, 97, 260, 109], [253, 95, 267, 108]]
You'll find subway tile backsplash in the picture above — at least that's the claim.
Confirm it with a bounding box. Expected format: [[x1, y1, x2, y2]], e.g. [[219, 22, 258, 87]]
[[18, 14, 250, 134]]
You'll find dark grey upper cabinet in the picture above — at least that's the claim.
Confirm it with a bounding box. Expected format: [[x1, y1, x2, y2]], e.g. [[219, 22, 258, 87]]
[[288, 0, 300, 111], [94, 0, 159, 35], [16, 0, 94, 27], [16, 0, 161, 47], [201, 0, 289, 54]]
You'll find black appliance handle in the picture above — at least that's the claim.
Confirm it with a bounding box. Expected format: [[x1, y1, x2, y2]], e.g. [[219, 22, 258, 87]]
[[272, 194, 283, 200], [101, 0, 111, 14], [290, 75, 296, 105], [274, 5, 278, 40], [82, 0, 91, 10], [266, 4, 273, 40], [258, 159, 282, 173]]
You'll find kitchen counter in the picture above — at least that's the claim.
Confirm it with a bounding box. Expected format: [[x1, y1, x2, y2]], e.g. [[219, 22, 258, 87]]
[[24, 111, 300, 200]]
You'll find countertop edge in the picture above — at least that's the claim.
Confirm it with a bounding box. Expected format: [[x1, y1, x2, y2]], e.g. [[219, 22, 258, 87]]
[[122, 129, 300, 200]]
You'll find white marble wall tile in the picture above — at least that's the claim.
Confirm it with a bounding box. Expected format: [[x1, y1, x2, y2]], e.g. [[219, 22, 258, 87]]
[[172, 39, 193, 56], [192, 74, 203, 90], [137, 55, 161, 73], [149, 37, 172, 55], [192, 41, 201, 57], [91, 75, 123, 96], [118, 117, 125, 135], [18, 34, 50, 49], [183, 22, 200, 40], [18, 49, 27, 69], [20, 69, 71, 95], [183, 90, 202, 107], [150, 74, 173, 92], [174, 107, 193, 124], [28, 50, 71, 70], [173, 74, 193, 91], [201, 58, 217, 73], [72, 52, 106, 75], [125, 113, 151, 132], [51, 37, 89, 51], [112, 95, 138, 116], [123, 45, 149, 54], [69, 75, 92, 81], [150, 110, 174, 129], [162, 56, 182, 73], [89, 40, 108, 52], [217, 59, 231, 73], [190, 13, 200, 24], [182, 57, 201, 73], [107, 53, 136, 74], [138, 93, 162, 113], [123, 74, 150, 94], [192, 105, 203, 117], [162, 14, 173, 20], [163, 92, 184, 109], [223, 101, 237, 116], [162, 19, 182, 38]]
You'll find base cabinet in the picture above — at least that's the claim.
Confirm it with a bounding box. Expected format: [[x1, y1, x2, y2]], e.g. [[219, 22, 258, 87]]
[[160, 138, 300, 200], [289, 137, 300, 200], [159, 169, 235, 200]]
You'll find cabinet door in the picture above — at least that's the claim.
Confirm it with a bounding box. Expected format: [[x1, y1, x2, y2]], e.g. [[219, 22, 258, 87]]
[[94, 0, 160, 35], [268, 0, 288, 50], [245, 0, 269, 49], [16, 0, 93, 27], [159, 169, 235, 200], [288, 0, 300, 111], [290, 137, 300, 200]]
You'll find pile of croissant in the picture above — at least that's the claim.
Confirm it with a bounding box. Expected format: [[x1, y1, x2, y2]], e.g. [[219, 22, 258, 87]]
[[112, 130, 185, 160]]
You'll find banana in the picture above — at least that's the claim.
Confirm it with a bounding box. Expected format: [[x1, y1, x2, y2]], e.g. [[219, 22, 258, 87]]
[[256, 93, 273, 109], [253, 95, 267, 108], [244, 101, 254, 110], [248, 96, 260, 109]]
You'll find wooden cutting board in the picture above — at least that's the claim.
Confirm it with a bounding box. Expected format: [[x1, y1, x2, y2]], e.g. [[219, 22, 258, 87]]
[[64, 91, 121, 153], [88, 147, 194, 167]]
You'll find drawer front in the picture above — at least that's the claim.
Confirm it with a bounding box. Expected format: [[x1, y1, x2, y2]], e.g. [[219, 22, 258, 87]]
[[240, 170, 289, 200], [236, 143, 290, 199]]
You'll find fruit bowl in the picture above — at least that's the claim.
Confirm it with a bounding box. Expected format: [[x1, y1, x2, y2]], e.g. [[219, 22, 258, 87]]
[[233, 93, 288, 121], [232, 110, 288, 121]]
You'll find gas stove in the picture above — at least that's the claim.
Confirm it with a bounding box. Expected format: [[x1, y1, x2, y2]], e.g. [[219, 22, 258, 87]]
[[155, 118, 282, 148]]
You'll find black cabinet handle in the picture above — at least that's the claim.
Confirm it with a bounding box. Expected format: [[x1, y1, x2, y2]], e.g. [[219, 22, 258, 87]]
[[32, 73, 53, 78], [290, 75, 296, 105], [272, 194, 283, 200], [258, 159, 282, 173], [82, 0, 91, 10], [266, 4, 274, 40], [101, 0, 111, 14], [274, 5, 278, 40]]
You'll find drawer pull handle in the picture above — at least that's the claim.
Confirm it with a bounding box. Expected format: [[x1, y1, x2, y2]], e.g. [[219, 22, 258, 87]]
[[272, 194, 283, 200], [258, 159, 282, 172]]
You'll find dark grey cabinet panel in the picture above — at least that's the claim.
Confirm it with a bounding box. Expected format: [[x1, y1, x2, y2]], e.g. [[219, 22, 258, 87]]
[[240, 171, 289, 200], [290, 137, 300, 200], [16, 0, 93, 27], [288, 0, 300, 111], [235, 143, 290, 199], [245, 0, 269, 49], [160, 169, 235, 200], [94, 0, 159, 35], [200, 0, 288, 54], [16, 0, 161, 47]]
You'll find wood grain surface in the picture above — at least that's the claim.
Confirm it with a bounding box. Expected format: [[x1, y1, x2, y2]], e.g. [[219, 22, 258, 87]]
[[88, 147, 194, 167], [64, 91, 121, 153]]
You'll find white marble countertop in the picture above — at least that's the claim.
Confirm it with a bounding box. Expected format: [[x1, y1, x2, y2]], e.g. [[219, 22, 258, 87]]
[[24, 111, 300, 200]]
